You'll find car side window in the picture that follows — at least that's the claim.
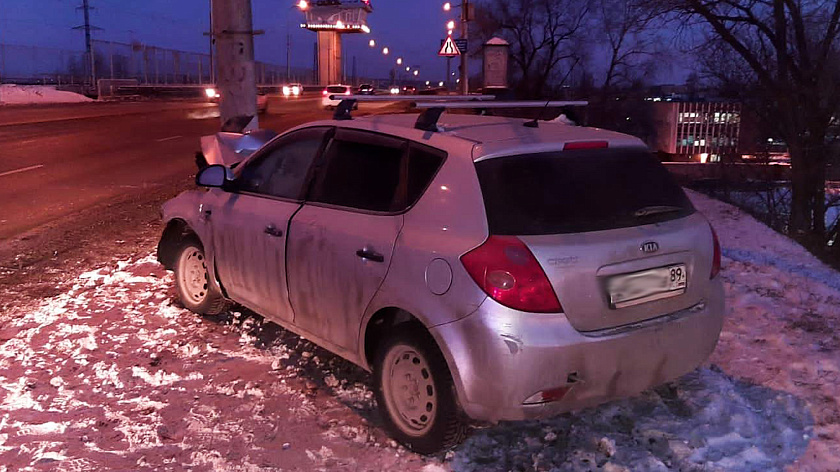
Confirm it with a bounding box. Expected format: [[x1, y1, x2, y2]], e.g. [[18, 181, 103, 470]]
[[236, 127, 330, 200], [310, 129, 407, 212], [406, 144, 446, 209]]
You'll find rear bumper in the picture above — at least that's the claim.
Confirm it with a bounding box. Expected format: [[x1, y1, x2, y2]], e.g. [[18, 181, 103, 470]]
[[430, 279, 724, 422], [322, 98, 340, 108]]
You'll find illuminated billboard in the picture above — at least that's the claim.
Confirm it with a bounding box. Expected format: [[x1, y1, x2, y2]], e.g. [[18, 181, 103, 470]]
[[303, 0, 373, 33]]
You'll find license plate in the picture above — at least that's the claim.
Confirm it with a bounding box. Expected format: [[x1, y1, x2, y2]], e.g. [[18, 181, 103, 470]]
[[607, 264, 687, 309]]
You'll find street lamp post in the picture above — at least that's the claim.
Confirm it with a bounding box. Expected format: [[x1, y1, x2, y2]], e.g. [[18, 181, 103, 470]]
[[459, 0, 469, 95], [442, 2, 470, 94]]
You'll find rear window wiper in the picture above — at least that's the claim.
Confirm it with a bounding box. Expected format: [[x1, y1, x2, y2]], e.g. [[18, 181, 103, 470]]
[[633, 205, 684, 218]]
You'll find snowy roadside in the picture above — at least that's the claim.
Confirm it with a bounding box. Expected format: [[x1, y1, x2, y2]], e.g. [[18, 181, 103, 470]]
[[0, 85, 93, 106], [0, 191, 836, 471], [688, 189, 840, 471]]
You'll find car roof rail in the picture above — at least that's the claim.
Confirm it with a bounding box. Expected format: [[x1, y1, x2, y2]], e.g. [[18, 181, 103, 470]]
[[330, 94, 496, 121], [333, 99, 357, 121], [328, 95, 589, 130], [329, 94, 497, 102], [413, 100, 589, 131]]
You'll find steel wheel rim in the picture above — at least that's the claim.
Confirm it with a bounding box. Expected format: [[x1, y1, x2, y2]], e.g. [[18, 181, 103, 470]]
[[382, 345, 437, 437], [178, 246, 208, 305]]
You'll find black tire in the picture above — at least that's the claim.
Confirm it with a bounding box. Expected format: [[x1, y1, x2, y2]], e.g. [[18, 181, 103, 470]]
[[373, 327, 468, 454], [173, 238, 228, 316]]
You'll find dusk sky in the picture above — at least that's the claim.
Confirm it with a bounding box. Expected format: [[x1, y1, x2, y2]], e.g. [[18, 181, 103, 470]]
[[0, 0, 465, 82], [0, 0, 693, 85]]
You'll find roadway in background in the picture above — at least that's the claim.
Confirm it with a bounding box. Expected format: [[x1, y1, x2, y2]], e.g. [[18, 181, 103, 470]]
[[0, 96, 332, 241]]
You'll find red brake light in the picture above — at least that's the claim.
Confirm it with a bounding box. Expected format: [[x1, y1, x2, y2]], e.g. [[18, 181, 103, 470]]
[[710, 225, 721, 279], [461, 236, 563, 313], [563, 141, 608, 151], [344, 90, 351, 95], [322, 90, 329, 96]]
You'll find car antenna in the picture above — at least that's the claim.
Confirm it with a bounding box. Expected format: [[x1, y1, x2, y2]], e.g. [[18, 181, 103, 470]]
[[524, 100, 552, 128]]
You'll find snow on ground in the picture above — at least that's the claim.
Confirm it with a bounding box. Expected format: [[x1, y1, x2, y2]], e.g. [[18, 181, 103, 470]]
[[0, 85, 93, 105], [0, 191, 837, 471]]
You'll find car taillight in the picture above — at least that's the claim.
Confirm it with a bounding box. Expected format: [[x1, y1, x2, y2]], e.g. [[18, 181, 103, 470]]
[[322, 90, 328, 96], [710, 224, 721, 279], [461, 236, 563, 313], [563, 141, 608, 151], [344, 90, 351, 95]]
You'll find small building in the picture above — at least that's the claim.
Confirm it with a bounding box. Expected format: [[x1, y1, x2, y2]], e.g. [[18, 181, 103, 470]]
[[650, 101, 742, 162]]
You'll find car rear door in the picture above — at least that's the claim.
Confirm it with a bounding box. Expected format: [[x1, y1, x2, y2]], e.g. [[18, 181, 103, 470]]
[[286, 128, 408, 353], [208, 127, 331, 323]]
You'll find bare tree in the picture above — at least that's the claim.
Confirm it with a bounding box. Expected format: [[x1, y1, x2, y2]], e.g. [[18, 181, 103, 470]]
[[664, 0, 840, 243], [474, 0, 589, 98], [597, 0, 661, 94]]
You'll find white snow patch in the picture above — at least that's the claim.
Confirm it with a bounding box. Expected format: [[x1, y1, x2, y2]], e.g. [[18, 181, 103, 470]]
[[16, 421, 68, 436], [0, 84, 93, 105], [131, 366, 202, 387], [0, 377, 43, 411]]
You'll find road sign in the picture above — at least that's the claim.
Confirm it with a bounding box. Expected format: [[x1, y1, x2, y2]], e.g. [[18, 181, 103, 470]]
[[438, 36, 461, 57], [440, 38, 468, 55], [455, 39, 468, 53]]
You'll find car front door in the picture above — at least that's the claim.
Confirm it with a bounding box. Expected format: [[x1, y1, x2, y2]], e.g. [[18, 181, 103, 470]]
[[286, 128, 408, 354], [208, 127, 331, 323]]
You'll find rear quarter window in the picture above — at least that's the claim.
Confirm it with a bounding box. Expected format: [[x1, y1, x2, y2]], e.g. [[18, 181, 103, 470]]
[[475, 148, 695, 235]]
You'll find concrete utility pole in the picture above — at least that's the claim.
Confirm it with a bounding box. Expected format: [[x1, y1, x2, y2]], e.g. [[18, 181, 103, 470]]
[[212, 0, 259, 131], [459, 0, 469, 95], [209, 0, 215, 84]]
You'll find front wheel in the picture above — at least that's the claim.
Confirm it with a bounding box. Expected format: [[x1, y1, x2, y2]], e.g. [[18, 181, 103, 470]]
[[373, 329, 467, 454], [174, 239, 228, 315]]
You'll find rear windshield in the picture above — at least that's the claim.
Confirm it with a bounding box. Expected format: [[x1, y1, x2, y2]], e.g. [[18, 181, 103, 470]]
[[327, 86, 347, 93], [475, 148, 695, 235]]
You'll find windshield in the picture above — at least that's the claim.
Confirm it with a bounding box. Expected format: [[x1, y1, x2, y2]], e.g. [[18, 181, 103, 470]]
[[475, 148, 695, 235]]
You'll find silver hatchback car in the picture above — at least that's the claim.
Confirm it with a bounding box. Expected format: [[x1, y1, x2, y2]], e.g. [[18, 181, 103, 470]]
[[157, 111, 724, 453]]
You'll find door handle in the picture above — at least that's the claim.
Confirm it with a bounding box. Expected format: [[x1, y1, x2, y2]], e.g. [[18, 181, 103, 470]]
[[356, 249, 385, 263], [264, 224, 284, 238]]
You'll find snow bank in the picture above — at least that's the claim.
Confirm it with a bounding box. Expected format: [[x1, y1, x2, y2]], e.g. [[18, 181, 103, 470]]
[[0, 84, 93, 105], [449, 367, 811, 471]]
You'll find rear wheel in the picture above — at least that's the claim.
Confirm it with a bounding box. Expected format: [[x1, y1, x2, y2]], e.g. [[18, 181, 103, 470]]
[[174, 239, 228, 315], [373, 329, 467, 454]]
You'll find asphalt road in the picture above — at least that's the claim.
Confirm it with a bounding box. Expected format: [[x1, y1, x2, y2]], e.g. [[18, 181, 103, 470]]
[[0, 97, 333, 241]]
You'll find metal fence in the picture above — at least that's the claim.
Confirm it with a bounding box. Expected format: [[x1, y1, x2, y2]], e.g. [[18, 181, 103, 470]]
[[0, 40, 315, 86]]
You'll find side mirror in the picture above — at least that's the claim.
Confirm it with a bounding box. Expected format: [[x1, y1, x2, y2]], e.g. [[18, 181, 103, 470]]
[[196, 164, 233, 188]]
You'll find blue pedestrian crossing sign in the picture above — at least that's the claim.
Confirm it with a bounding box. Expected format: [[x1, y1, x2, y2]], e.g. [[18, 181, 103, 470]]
[[438, 36, 461, 57]]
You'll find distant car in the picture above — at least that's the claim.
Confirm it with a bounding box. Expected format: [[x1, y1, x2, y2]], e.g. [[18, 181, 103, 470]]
[[402, 86, 417, 94], [358, 84, 375, 95], [389, 86, 401, 95], [159, 108, 724, 454], [322, 85, 352, 109], [204, 87, 221, 102], [283, 83, 302, 98], [204, 87, 267, 113]]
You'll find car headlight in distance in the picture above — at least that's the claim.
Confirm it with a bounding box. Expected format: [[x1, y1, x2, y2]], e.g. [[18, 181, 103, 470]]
[[282, 86, 291, 96], [390, 87, 400, 95], [205, 87, 219, 99], [292, 86, 301, 96]]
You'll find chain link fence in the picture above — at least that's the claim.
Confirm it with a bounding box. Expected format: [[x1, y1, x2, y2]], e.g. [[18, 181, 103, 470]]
[[0, 40, 315, 87]]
